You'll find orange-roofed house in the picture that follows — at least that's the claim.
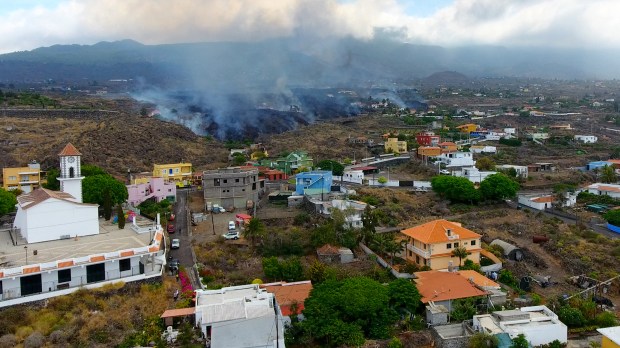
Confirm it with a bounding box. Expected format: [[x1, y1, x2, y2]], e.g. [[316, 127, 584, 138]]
[[439, 142, 458, 153], [418, 146, 441, 158], [261, 280, 313, 319], [414, 270, 488, 305], [401, 219, 482, 270]]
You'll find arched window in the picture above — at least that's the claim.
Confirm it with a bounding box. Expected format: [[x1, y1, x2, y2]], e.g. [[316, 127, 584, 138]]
[[69, 167, 75, 178]]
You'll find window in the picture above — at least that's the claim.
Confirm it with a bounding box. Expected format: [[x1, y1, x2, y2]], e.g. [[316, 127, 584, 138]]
[[252, 183, 257, 190], [471, 240, 476, 246], [58, 269, 71, 283], [416, 255, 420, 264], [446, 243, 452, 249], [223, 179, 228, 184], [8, 176, 16, 181], [454, 242, 459, 248], [120, 259, 131, 272], [235, 178, 240, 183], [214, 179, 220, 187]]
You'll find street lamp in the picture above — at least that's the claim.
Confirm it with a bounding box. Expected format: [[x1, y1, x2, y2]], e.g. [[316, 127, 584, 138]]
[[24, 245, 28, 265]]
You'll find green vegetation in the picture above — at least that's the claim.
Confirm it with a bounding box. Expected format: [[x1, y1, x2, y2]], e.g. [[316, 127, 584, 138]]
[[479, 173, 520, 201], [291, 277, 420, 347], [0, 90, 59, 108], [262, 256, 305, 282], [468, 332, 499, 348], [476, 157, 496, 171], [451, 246, 471, 266], [44, 164, 127, 206], [499, 138, 522, 147], [137, 199, 171, 220], [601, 165, 617, 183], [605, 210, 620, 226], [316, 160, 344, 176], [0, 188, 17, 216], [431, 176, 480, 203], [510, 333, 530, 348]]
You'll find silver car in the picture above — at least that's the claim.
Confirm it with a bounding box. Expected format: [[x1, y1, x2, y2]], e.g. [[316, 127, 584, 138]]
[[171, 238, 180, 249]]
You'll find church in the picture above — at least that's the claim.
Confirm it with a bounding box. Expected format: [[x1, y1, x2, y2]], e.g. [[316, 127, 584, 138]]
[[13, 143, 99, 244]]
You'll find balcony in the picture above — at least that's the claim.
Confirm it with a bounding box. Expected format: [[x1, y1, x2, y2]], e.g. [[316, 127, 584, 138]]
[[407, 244, 430, 259]]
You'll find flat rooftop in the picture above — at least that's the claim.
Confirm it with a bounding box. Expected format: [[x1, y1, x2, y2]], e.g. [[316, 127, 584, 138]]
[[0, 218, 153, 268]]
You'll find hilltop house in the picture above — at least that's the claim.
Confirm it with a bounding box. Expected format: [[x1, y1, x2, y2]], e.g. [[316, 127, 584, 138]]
[[452, 167, 496, 184], [416, 132, 440, 146], [470, 145, 497, 154], [152, 163, 193, 187], [3, 144, 165, 307], [126, 176, 177, 207], [401, 219, 482, 270], [295, 171, 333, 196], [194, 284, 285, 348], [437, 152, 475, 167], [496, 165, 528, 178], [275, 151, 313, 175], [2, 161, 46, 193], [586, 183, 620, 199], [439, 142, 458, 153], [384, 138, 408, 154]]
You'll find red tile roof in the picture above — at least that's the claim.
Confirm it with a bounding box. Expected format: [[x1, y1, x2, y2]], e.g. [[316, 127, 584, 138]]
[[401, 219, 481, 244], [16, 188, 95, 210], [160, 307, 196, 318], [414, 271, 488, 303], [58, 143, 82, 156], [316, 244, 340, 255], [261, 281, 313, 316], [532, 196, 554, 203]]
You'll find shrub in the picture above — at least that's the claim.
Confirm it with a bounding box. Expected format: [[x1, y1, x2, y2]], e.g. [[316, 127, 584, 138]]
[[23, 331, 45, 348], [0, 334, 17, 348], [557, 306, 586, 328], [595, 311, 618, 328]]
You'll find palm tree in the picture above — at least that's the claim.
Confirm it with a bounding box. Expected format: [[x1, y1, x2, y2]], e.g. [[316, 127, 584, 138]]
[[244, 217, 265, 248], [451, 246, 471, 267], [601, 165, 617, 184], [385, 238, 406, 265]]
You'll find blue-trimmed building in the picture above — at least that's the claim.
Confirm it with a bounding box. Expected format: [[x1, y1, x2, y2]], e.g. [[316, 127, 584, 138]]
[[587, 161, 612, 171], [295, 171, 333, 196]]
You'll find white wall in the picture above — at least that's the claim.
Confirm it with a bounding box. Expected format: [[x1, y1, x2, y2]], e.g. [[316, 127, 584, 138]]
[[21, 199, 99, 243], [517, 196, 549, 210]]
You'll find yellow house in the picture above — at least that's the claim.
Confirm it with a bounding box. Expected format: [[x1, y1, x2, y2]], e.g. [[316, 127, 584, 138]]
[[598, 327, 620, 348], [153, 163, 193, 185], [401, 219, 482, 270], [418, 146, 441, 157], [456, 123, 478, 133], [384, 138, 407, 154], [2, 161, 46, 193]]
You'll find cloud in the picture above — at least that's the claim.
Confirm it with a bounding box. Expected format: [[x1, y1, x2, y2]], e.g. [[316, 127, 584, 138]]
[[0, 0, 619, 53]]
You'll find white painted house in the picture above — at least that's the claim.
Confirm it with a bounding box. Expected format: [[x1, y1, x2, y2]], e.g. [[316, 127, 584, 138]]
[[518, 193, 577, 210], [586, 183, 620, 199], [340, 170, 364, 184], [1, 144, 165, 307], [496, 165, 528, 178], [470, 145, 497, 154], [574, 135, 598, 143], [472, 306, 567, 346], [436, 152, 475, 167], [452, 167, 496, 184]]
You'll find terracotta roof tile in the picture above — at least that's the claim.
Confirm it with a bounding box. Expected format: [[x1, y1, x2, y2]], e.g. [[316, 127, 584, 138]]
[[120, 250, 134, 257], [23, 266, 41, 274], [16, 188, 97, 210], [261, 281, 313, 316], [598, 185, 620, 193], [532, 196, 554, 203], [457, 270, 500, 288], [58, 143, 82, 156], [401, 220, 481, 244], [58, 260, 74, 268], [414, 271, 488, 303], [161, 307, 196, 318], [90, 255, 105, 262]]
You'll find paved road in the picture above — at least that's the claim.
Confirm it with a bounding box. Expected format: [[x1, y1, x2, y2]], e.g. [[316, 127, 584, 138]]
[[168, 189, 200, 289]]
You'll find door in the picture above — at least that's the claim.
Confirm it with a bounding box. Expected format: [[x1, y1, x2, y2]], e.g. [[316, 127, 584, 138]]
[[86, 263, 106, 283], [20, 274, 42, 296]]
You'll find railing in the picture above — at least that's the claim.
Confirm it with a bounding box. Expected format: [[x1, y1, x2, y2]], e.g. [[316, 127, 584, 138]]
[[0, 265, 153, 301], [407, 244, 431, 259]]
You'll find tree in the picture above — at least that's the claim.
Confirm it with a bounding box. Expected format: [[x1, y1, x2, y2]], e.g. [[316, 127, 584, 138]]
[[468, 332, 499, 348], [450, 298, 478, 322], [378, 176, 388, 184], [451, 246, 471, 266], [316, 160, 344, 176], [244, 217, 266, 247], [43, 168, 60, 190], [117, 204, 125, 229], [387, 278, 421, 314], [302, 277, 397, 346], [82, 174, 128, 206], [479, 174, 519, 201], [601, 165, 617, 184], [557, 306, 586, 328], [0, 188, 17, 216], [509, 334, 529, 348], [102, 189, 112, 220], [604, 209, 620, 226], [431, 175, 480, 204], [360, 205, 377, 245], [476, 157, 496, 171], [232, 152, 247, 166]]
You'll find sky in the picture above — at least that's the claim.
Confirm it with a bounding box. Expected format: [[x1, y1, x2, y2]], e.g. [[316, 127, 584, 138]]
[[0, 0, 618, 54]]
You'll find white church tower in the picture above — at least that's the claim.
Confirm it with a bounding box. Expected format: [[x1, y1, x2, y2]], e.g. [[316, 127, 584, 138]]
[[57, 143, 84, 203]]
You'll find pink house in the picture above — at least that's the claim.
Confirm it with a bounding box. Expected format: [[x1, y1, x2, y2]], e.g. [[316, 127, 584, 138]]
[[127, 177, 177, 206]]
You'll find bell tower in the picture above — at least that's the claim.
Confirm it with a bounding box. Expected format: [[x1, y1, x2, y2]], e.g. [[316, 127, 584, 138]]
[[57, 143, 84, 202]]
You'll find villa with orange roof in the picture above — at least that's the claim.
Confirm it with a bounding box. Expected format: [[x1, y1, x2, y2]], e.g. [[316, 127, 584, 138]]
[[0, 144, 166, 307], [401, 219, 482, 270], [586, 183, 620, 199], [261, 280, 313, 319]]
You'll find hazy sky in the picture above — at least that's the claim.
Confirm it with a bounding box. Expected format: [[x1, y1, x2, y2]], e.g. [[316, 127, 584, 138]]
[[0, 0, 618, 54]]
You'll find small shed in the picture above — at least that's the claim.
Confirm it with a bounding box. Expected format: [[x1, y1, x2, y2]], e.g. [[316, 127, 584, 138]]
[[490, 239, 524, 261], [317, 244, 353, 264]]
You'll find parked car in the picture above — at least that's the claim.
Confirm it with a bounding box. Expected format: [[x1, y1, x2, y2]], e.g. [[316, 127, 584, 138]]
[[171, 239, 180, 249], [212, 204, 226, 213], [222, 230, 240, 240], [228, 221, 236, 230], [168, 258, 180, 272], [167, 224, 175, 233], [169, 213, 175, 221]]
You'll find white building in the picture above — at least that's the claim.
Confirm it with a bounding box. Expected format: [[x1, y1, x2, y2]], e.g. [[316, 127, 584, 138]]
[[1, 144, 165, 307], [574, 135, 598, 143], [496, 165, 528, 179], [586, 183, 620, 199], [194, 284, 285, 348], [470, 145, 497, 154], [453, 167, 496, 184], [339, 170, 364, 184], [528, 132, 549, 140], [472, 306, 567, 346], [518, 193, 577, 210], [323, 199, 368, 229], [437, 152, 475, 167]]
